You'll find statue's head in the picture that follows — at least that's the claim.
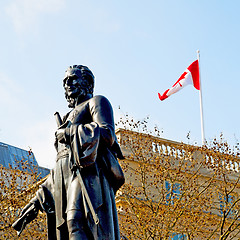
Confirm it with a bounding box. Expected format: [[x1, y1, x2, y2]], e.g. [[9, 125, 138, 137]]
[[63, 65, 95, 108]]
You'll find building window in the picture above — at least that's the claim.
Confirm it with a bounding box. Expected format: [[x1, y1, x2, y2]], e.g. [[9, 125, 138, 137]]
[[219, 193, 235, 217], [169, 233, 187, 240], [165, 181, 181, 205]]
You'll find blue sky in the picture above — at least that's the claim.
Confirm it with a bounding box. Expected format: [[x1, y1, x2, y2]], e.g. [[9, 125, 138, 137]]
[[1, 0, 240, 168]]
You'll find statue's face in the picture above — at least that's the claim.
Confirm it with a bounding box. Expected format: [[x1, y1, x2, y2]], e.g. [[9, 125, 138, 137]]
[[63, 68, 85, 99]]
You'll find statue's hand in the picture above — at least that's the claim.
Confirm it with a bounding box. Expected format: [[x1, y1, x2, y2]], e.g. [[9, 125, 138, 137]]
[[55, 120, 71, 144], [55, 128, 66, 143]]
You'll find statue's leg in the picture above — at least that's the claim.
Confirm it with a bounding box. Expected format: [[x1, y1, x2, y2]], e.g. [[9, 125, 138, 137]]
[[67, 210, 94, 240], [56, 222, 69, 240]]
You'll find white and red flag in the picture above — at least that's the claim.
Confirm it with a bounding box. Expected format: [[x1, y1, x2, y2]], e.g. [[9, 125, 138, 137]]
[[158, 60, 200, 101]]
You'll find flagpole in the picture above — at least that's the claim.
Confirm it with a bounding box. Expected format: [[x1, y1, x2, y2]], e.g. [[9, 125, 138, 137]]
[[197, 50, 205, 145]]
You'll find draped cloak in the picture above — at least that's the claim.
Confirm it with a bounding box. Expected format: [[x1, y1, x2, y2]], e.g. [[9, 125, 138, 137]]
[[34, 95, 124, 240]]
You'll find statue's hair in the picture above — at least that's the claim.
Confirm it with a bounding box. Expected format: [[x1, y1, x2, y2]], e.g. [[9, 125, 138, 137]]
[[65, 65, 95, 94]]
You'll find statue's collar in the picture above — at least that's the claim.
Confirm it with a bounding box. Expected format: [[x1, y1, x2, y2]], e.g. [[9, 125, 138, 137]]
[[75, 94, 92, 107]]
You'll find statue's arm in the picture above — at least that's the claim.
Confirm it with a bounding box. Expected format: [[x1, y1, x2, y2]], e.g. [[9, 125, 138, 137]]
[[12, 172, 55, 236], [89, 95, 115, 147]]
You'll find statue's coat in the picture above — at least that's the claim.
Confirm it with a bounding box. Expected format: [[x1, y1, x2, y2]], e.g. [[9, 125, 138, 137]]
[[35, 95, 123, 239]]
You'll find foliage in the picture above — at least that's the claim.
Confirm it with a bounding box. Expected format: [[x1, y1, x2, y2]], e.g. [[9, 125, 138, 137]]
[[1, 115, 240, 240], [0, 157, 48, 239], [116, 116, 240, 240]]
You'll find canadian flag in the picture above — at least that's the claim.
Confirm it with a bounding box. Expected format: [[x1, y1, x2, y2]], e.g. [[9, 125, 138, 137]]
[[158, 60, 200, 101]]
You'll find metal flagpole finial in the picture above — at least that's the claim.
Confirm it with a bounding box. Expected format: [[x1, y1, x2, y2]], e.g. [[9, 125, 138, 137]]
[[197, 50, 200, 59]]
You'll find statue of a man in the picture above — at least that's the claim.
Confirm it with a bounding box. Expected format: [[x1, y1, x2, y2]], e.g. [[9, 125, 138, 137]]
[[13, 65, 125, 240]]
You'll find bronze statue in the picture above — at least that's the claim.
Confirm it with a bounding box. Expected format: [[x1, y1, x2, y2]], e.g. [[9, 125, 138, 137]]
[[12, 65, 125, 239]]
